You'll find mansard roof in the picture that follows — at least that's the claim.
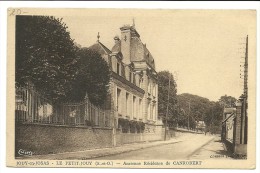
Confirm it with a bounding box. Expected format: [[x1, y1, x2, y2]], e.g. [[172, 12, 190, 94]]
[[89, 41, 112, 55], [111, 40, 121, 53], [88, 25, 156, 70], [111, 38, 155, 70], [143, 43, 155, 70]]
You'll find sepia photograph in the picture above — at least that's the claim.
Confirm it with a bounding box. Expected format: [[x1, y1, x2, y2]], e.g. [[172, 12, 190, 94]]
[[5, 7, 256, 169]]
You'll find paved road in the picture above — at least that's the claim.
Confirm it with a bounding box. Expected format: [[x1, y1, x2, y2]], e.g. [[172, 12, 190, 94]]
[[190, 135, 233, 160], [94, 134, 214, 160]]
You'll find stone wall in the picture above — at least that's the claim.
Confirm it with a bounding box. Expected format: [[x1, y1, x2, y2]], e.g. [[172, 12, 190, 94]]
[[232, 99, 247, 155], [116, 125, 165, 145], [173, 128, 204, 137], [15, 123, 113, 156]]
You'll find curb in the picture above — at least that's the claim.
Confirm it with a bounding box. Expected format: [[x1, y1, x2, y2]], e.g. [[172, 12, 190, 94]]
[[187, 137, 215, 159], [81, 140, 183, 160], [17, 139, 183, 160]]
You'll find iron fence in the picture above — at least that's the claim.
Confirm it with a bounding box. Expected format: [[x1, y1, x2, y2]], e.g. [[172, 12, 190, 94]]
[[15, 85, 111, 128]]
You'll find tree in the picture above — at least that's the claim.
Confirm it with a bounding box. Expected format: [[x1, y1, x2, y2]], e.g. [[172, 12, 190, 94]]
[[219, 95, 237, 108], [204, 102, 224, 134], [203, 95, 237, 134], [176, 93, 236, 133], [177, 93, 212, 129], [158, 71, 178, 127], [16, 15, 78, 103], [15, 16, 110, 106], [67, 48, 110, 106]]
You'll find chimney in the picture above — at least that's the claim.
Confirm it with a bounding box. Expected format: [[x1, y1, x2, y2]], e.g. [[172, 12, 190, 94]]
[[120, 25, 131, 64], [114, 35, 120, 44]]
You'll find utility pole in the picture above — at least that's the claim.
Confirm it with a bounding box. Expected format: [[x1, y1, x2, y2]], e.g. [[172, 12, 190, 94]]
[[164, 73, 171, 141], [176, 101, 179, 128], [244, 35, 248, 98], [211, 106, 214, 134], [173, 71, 179, 129], [188, 99, 190, 130], [241, 35, 248, 144]]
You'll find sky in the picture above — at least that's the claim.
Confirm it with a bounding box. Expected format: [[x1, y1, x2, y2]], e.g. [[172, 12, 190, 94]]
[[60, 9, 255, 101]]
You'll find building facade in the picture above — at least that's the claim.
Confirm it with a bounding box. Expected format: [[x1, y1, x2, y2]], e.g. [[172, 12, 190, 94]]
[[89, 24, 160, 133], [221, 100, 247, 156], [221, 36, 248, 157]]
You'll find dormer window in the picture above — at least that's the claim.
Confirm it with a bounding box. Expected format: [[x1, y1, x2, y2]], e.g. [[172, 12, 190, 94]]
[[129, 71, 132, 82], [139, 78, 142, 87], [153, 83, 156, 96], [117, 62, 120, 75], [148, 78, 150, 94], [133, 73, 136, 85], [121, 64, 125, 77]]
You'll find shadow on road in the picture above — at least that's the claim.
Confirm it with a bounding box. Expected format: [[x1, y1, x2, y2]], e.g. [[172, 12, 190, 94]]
[[190, 136, 234, 160]]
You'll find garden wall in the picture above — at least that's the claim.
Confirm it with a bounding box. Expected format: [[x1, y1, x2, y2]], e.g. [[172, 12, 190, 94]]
[[15, 123, 113, 156]]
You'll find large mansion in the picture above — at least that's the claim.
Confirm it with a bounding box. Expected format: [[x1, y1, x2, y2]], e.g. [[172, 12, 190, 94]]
[[89, 23, 160, 133]]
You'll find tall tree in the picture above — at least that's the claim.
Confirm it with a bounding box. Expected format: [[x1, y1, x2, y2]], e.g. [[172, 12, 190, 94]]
[[204, 95, 236, 134], [15, 15, 110, 105], [176, 94, 236, 133], [67, 48, 110, 106], [16, 15, 78, 103], [177, 93, 212, 129], [219, 95, 237, 108], [158, 71, 178, 127], [204, 101, 225, 134]]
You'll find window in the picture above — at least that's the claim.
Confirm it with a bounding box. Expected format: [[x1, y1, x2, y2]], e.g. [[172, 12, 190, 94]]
[[148, 78, 150, 94], [133, 73, 136, 85], [152, 104, 155, 120], [139, 99, 142, 119], [121, 65, 125, 77], [133, 96, 136, 118], [153, 84, 156, 96], [117, 88, 121, 113], [126, 93, 129, 116], [117, 62, 120, 75], [129, 71, 132, 82], [139, 78, 142, 88], [147, 101, 151, 119], [149, 80, 152, 94]]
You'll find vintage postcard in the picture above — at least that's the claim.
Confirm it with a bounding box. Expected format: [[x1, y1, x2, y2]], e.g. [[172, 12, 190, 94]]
[[6, 8, 256, 169]]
